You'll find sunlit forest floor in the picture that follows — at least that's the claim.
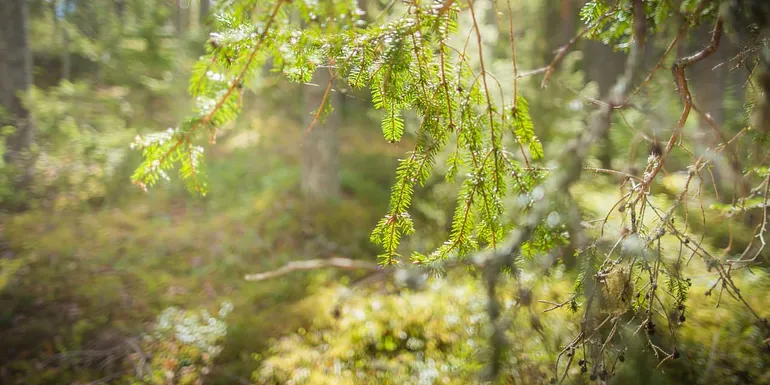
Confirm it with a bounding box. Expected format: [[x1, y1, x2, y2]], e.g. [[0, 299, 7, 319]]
[[1, 113, 404, 382], [3, 111, 768, 384]]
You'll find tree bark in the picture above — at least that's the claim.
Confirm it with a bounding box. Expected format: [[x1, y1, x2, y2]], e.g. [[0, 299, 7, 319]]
[[115, 0, 126, 40], [560, 0, 578, 43], [688, 24, 748, 202], [301, 69, 340, 201], [52, 0, 71, 81], [0, 0, 35, 186], [175, 0, 184, 36], [62, 10, 71, 81], [200, 0, 210, 27], [583, 40, 626, 170]]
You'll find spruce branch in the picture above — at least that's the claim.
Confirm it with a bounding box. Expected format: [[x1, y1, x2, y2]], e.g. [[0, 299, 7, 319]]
[[132, 0, 287, 194]]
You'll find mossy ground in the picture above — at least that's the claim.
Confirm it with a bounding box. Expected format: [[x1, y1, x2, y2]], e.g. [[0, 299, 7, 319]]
[[1, 117, 769, 385]]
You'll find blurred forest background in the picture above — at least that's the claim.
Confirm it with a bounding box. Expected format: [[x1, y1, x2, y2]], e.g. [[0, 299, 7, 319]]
[[1, 0, 769, 384]]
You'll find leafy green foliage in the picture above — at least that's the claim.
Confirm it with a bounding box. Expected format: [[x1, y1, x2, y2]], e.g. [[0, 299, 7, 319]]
[[0, 81, 137, 209]]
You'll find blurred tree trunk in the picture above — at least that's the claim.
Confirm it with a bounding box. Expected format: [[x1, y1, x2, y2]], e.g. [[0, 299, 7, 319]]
[[0, 0, 35, 192], [175, 0, 183, 35], [115, 0, 126, 35], [534, 0, 580, 143], [583, 40, 625, 170], [688, 25, 749, 202], [53, 0, 72, 81], [560, 0, 578, 43], [200, 0, 210, 27], [62, 1, 71, 81], [301, 69, 340, 201], [541, 0, 570, 58]]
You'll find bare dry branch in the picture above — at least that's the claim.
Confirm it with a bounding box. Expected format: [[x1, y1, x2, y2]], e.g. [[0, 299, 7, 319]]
[[631, 18, 724, 207], [244, 257, 380, 281]]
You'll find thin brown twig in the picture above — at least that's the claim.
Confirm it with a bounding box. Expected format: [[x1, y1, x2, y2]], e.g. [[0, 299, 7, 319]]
[[624, 0, 712, 102], [626, 24, 687, 101], [303, 66, 336, 136], [538, 296, 577, 313], [467, 0, 505, 207], [632, 18, 724, 206], [437, 0, 456, 17], [244, 257, 379, 281], [517, 66, 548, 79], [506, 0, 518, 109], [585, 167, 643, 181]]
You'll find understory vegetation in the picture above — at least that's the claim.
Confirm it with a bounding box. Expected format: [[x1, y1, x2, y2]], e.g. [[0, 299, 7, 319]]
[[1, 0, 770, 384]]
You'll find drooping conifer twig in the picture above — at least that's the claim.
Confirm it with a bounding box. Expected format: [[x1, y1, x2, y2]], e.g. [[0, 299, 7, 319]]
[[491, 0, 532, 168], [467, 0, 502, 249], [132, 0, 287, 194]]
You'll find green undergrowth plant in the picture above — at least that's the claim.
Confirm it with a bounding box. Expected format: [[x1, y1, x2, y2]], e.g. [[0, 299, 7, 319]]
[[255, 272, 574, 385], [19, 81, 138, 209], [254, 259, 770, 385], [125, 302, 233, 385], [0, 132, 393, 384]]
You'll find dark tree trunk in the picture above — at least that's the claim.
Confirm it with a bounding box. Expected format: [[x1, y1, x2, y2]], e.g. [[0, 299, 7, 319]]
[[688, 24, 749, 202], [52, 0, 71, 81], [175, 0, 183, 35], [301, 69, 340, 201], [200, 0, 210, 27], [62, 14, 71, 80], [0, 0, 35, 189], [583, 40, 626, 170], [115, 0, 126, 38], [560, 0, 578, 43], [534, 0, 581, 143]]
